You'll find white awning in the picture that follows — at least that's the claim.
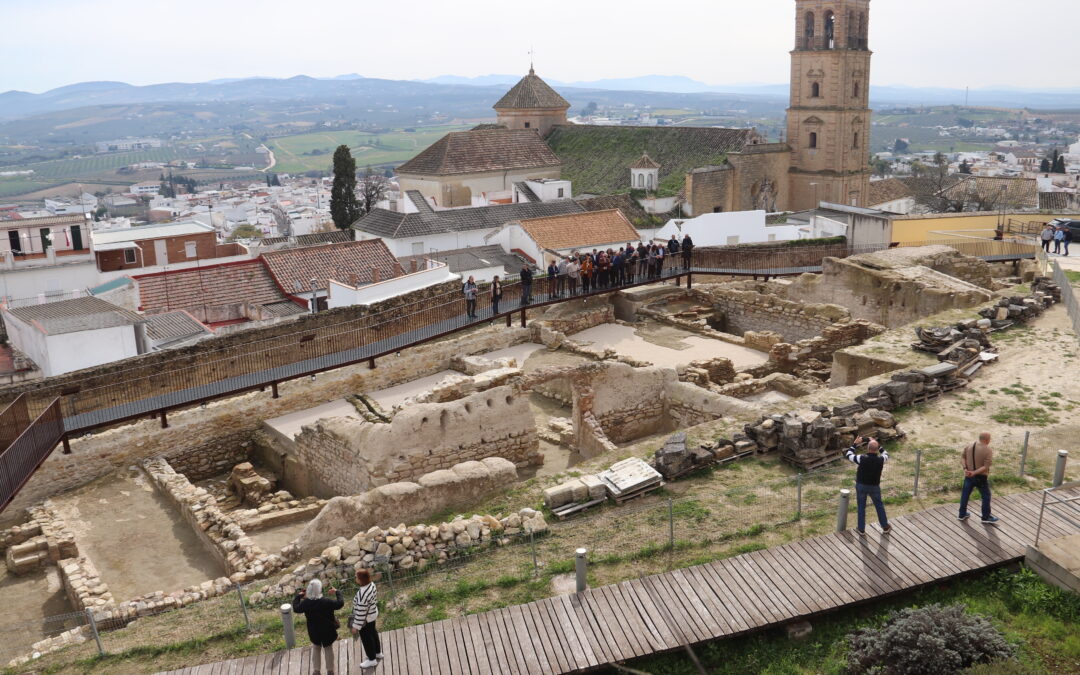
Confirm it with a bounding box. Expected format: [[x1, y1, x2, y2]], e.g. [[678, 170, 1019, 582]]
[[92, 241, 140, 252]]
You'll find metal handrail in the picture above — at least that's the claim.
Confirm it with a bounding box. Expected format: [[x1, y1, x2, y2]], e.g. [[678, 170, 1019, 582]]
[[1034, 480, 1080, 546], [0, 397, 63, 510]]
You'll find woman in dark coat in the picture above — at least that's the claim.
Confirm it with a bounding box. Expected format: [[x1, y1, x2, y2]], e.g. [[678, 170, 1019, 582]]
[[292, 578, 344, 675]]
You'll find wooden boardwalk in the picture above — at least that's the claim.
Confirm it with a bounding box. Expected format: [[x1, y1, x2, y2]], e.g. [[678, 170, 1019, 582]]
[[161, 488, 1079, 674]]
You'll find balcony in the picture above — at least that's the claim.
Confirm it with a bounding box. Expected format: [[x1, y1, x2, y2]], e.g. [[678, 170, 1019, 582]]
[[2, 248, 95, 270]]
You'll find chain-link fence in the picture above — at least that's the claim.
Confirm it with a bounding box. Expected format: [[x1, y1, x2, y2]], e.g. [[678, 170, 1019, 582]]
[[1, 436, 1071, 670]]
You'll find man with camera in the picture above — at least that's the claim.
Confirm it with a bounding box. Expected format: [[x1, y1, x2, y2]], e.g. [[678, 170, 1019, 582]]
[[844, 436, 892, 535]]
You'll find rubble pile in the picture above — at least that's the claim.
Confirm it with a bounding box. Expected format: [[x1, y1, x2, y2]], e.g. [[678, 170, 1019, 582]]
[[652, 431, 733, 480], [225, 462, 276, 507], [976, 284, 1059, 329], [256, 509, 548, 601], [740, 406, 903, 470]]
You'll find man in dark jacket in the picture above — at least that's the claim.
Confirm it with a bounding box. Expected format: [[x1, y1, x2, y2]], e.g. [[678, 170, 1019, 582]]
[[681, 234, 694, 270], [845, 436, 892, 535], [519, 264, 533, 306]]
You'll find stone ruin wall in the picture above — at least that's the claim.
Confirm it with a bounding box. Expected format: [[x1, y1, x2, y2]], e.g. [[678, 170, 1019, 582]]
[[693, 286, 850, 343], [289, 384, 539, 498], [2, 327, 530, 523], [292, 457, 518, 556], [783, 250, 995, 329]]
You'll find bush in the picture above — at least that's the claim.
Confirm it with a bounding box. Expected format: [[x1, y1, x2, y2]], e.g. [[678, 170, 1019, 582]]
[[845, 604, 1014, 674]]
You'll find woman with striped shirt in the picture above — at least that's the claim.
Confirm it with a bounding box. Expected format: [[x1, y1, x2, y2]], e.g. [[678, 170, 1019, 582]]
[[350, 568, 382, 669]]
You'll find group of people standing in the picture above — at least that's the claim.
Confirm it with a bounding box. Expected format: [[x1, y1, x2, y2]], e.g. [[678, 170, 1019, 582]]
[[844, 431, 999, 536], [291, 568, 382, 673], [1040, 223, 1073, 256], [461, 233, 695, 318], [545, 234, 695, 299]]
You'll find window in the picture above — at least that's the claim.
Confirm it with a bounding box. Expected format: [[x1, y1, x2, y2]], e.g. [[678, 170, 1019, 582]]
[[726, 235, 740, 245], [809, 132, 819, 149], [853, 132, 860, 149], [647, 174, 654, 189], [804, 11, 815, 48], [184, 241, 197, 258], [557, 188, 564, 198], [824, 11, 835, 48], [811, 82, 821, 98], [411, 241, 424, 255], [853, 81, 860, 98], [712, 206, 723, 213], [768, 234, 777, 242], [524, 122, 530, 128], [123, 248, 137, 264], [637, 174, 644, 188]]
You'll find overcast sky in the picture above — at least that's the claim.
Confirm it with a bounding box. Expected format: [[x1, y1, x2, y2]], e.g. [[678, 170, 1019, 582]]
[[3, 0, 1077, 93]]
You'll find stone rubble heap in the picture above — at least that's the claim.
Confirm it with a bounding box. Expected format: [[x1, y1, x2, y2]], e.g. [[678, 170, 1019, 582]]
[[912, 323, 991, 357], [740, 407, 902, 469], [225, 461, 275, 507], [652, 431, 731, 480], [255, 508, 548, 603], [977, 283, 1059, 329]]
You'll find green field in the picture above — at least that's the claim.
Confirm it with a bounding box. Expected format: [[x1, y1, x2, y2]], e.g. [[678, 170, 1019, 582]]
[[5, 147, 194, 180], [0, 178, 54, 198], [267, 125, 471, 174]]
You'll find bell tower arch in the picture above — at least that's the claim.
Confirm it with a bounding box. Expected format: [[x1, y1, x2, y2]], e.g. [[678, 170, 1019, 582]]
[[787, 0, 872, 210]]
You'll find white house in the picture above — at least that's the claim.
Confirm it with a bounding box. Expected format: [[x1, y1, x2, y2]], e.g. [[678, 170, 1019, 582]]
[[655, 210, 819, 247], [326, 259, 458, 309], [485, 209, 641, 269], [2, 296, 150, 377], [353, 190, 586, 258]]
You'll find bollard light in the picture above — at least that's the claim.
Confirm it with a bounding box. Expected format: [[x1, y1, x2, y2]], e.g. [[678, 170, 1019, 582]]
[[575, 548, 588, 593], [837, 489, 851, 532], [281, 603, 296, 649], [1053, 450, 1069, 488]]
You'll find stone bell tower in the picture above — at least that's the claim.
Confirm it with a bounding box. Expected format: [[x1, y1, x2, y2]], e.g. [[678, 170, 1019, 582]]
[[787, 0, 873, 210]]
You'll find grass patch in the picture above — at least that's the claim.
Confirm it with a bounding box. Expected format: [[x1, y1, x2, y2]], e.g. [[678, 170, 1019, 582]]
[[991, 406, 1055, 427]]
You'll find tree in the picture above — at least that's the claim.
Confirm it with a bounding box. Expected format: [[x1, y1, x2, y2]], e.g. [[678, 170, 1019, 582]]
[[1040, 158, 1052, 173], [228, 224, 263, 241], [870, 157, 892, 178], [958, 159, 972, 174], [1052, 150, 1066, 174], [93, 205, 108, 221], [582, 101, 598, 118], [330, 144, 360, 229], [357, 166, 389, 216], [893, 138, 910, 153]]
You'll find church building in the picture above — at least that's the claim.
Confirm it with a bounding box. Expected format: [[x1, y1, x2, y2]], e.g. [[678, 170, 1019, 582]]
[[381, 0, 874, 217]]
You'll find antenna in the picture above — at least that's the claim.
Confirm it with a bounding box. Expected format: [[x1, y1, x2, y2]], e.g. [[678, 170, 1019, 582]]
[[529, 46, 535, 74]]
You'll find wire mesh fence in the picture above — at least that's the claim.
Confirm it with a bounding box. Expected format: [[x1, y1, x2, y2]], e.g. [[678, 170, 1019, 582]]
[[0, 433, 1069, 670]]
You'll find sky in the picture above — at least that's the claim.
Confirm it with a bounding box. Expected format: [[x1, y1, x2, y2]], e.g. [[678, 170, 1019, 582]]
[[2, 0, 1078, 93]]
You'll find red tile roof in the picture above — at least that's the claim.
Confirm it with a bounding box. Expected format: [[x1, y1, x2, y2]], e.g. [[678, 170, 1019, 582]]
[[516, 209, 641, 251], [134, 260, 293, 314], [396, 128, 561, 176], [260, 239, 401, 293]]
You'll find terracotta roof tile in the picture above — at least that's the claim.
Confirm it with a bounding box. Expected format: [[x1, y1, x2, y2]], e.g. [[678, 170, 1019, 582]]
[[354, 197, 585, 239], [260, 239, 400, 293], [134, 260, 291, 314], [867, 178, 914, 207], [396, 128, 561, 176], [493, 70, 570, 110], [630, 153, 661, 169], [516, 209, 641, 251]]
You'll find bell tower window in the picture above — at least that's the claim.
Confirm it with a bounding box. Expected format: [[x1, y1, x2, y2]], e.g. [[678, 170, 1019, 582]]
[[804, 12, 815, 49], [811, 82, 821, 98], [809, 132, 818, 149], [824, 11, 835, 49], [853, 132, 860, 149], [853, 81, 860, 98]]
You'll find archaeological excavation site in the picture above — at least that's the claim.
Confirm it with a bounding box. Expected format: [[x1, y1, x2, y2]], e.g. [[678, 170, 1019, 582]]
[[1, 243, 1077, 670]]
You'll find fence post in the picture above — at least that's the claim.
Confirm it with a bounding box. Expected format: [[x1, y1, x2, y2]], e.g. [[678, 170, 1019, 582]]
[[281, 604, 295, 649], [85, 608, 104, 657], [386, 565, 395, 602], [913, 448, 922, 496], [575, 548, 588, 593], [1053, 450, 1069, 487], [795, 473, 803, 520], [836, 489, 851, 532], [529, 529, 538, 577], [236, 585, 251, 632], [1019, 431, 1030, 477], [667, 498, 675, 550]]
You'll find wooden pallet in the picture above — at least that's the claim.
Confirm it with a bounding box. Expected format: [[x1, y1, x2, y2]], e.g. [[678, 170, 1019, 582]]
[[781, 452, 843, 471], [612, 481, 664, 505]]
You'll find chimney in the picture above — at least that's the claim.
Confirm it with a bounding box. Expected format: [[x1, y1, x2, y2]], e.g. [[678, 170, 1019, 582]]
[[348, 273, 359, 287], [409, 259, 418, 273], [371, 266, 380, 283]]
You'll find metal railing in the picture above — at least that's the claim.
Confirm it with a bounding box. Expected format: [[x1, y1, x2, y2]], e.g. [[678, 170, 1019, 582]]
[[1034, 481, 1080, 547], [0, 397, 63, 510], [0, 394, 30, 454], [1051, 260, 1080, 343]]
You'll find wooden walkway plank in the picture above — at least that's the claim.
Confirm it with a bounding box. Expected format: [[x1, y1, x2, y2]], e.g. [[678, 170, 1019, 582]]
[[160, 493, 1080, 675]]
